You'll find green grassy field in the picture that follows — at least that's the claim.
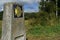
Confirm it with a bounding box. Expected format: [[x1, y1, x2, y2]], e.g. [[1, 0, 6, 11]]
[[25, 20, 60, 40], [26, 24, 60, 40]]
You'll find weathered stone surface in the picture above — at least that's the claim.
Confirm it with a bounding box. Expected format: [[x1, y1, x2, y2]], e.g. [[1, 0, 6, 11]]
[[1, 3, 26, 40], [1, 3, 13, 40]]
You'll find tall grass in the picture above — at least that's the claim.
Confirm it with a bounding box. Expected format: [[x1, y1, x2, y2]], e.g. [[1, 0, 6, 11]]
[[0, 21, 2, 38], [27, 24, 60, 37]]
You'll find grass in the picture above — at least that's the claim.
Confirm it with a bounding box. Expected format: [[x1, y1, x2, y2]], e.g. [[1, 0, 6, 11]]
[[0, 20, 2, 38], [26, 24, 60, 40], [27, 24, 60, 36]]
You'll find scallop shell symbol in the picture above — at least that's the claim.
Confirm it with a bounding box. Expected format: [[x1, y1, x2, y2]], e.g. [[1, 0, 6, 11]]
[[15, 6, 22, 17]]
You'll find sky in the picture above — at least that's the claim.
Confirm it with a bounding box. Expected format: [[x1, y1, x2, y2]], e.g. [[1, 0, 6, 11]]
[[0, 0, 40, 13], [23, 2, 39, 12]]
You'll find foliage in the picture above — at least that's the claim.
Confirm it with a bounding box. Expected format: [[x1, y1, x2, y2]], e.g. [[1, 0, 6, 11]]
[[25, 0, 59, 26], [0, 11, 3, 20]]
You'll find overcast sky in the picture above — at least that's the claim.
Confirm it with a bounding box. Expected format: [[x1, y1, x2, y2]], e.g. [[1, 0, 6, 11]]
[[0, 0, 40, 12]]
